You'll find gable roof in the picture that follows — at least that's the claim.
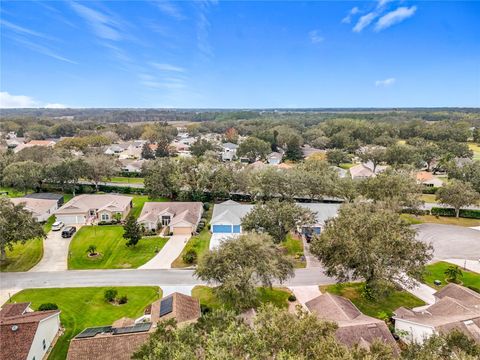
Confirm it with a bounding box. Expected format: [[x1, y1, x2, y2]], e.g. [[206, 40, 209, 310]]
[[150, 292, 201, 324], [10, 197, 58, 217], [138, 202, 202, 226], [222, 142, 238, 150], [0, 303, 30, 319], [211, 201, 254, 225], [56, 194, 132, 215], [435, 283, 480, 306]]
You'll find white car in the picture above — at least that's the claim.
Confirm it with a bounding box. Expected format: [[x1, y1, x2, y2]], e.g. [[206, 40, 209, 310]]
[[51, 221, 65, 231]]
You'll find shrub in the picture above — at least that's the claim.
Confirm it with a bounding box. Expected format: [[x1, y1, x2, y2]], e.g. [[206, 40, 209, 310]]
[[422, 186, 439, 194], [183, 249, 197, 264], [431, 207, 480, 219], [104, 289, 118, 302], [200, 304, 211, 314], [288, 294, 296, 302], [203, 203, 210, 211], [38, 303, 58, 311], [118, 295, 128, 304]]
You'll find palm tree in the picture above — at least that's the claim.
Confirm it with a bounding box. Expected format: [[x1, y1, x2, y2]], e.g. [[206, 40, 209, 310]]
[[86, 244, 97, 256], [444, 265, 463, 283]]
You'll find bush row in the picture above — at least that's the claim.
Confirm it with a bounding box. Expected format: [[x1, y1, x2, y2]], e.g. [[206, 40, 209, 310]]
[[431, 207, 480, 219]]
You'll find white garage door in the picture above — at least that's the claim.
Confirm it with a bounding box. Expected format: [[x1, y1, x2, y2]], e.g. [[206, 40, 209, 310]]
[[56, 215, 85, 225]]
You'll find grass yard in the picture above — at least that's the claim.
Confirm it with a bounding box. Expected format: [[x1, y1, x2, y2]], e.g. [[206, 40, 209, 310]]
[[68, 225, 168, 269], [130, 195, 169, 218], [9, 286, 161, 360], [338, 163, 355, 169], [401, 214, 480, 227], [109, 176, 145, 184], [420, 194, 438, 203], [172, 205, 212, 268], [320, 282, 425, 318], [0, 238, 43, 272], [192, 286, 292, 310], [283, 234, 306, 268], [468, 143, 480, 161], [423, 261, 480, 291], [43, 215, 56, 233], [0, 186, 32, 197]]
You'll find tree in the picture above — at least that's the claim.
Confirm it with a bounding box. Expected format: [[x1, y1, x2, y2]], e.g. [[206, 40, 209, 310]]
[[310, 201, 432, 297], [155, 137, 170, 158], [141, 143, 155, 160], [2, 160, 44, 194], [123, 214, 142, 247], [358, 146, 387, 173], [447, 161, 480, 193], [418, 142, 440, 172], [45, 158, 87, 196], [224, 127, 239, 143], [86, 244, 97, 256], [237, 137, 271, 162], [38, 303, 58, 311], [190, 138, 216, 157], [326, 149, 350, 166], [85, 155, 119, 191], [104, 288, 118, 302], [444, 265, 463, 284], [144, 159, 178, 198], [242, 200, 316, 243], [195, 233, 294, 310], [436, 180, 480, 217], [385, 144, 422, 168], [0, 198, 45, 262], [284, 135, 303, 161]]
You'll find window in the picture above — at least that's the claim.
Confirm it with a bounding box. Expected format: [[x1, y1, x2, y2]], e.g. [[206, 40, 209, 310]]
[[161, 215, 171, 226], [43, 339, 46, 350], [101, 213, 110, 221]]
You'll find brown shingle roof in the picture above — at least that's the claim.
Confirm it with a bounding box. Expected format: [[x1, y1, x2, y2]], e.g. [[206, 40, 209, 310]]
[[112, 317, 135, 329], [67, 332, 150, 360], [138, 202, 202, 227], [0, 303, 30, 319], [150, 293, 201, 324], [435, 283, 480, 306]]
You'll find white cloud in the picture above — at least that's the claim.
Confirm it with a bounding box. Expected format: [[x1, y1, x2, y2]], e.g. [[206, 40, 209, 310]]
[[0, 91, 66, 108], [151, 62, 186, 72], [70, 2, 123, 41], [341, 7, 360, 24], [8, 36, 78, 64], [152, 0, 185, 20], [309, 30, 324, 44], [375, 6, 417, 31], [0, 19, 53, 40], [375, 78, 396, 87], [353, 12, 378, 32]]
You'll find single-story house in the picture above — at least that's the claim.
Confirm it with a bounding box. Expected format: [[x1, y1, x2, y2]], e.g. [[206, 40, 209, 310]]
[[13, 139, 57, 153], [349, 161, 387, 180], [267, 152, 283, 165], [55, 194, 133, 224], [393, 283, 480, 344], [10, 197, 59, 222], [306, 293, 398, 352], [209, 200, 340, 249], [416, 171, 444, 187], [120, 159, 146, 174], [221, 142, 238, 161], [0, 302, 61, 360], [104, 144, 128, 156], [137, 202, 203, 235], [67, 293, 200, 360], [24, 193, 64, 208]]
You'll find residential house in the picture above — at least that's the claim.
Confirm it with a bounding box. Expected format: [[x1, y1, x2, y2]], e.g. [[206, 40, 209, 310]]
[[416, 171, 444, 187], [221, 143, 238, 161], [170, 141, 191, 157], [349, 161, 387, 180], [55, 194, 133, 224], [10, 197, 59, 222], [138, 202, 203, 235], [118, 141, 146, 160], [267, 152, 283, 165], [210, 200, 340, 249], [13, 139, 57, 153], [333, 166, 348, 178], [393, 283, 480, 344], [24, 193, 64, 208], [6, 137, 26, 149], [67, 293, 200, 360], [0, 302, 61, 360], [120, 159, 146, 174], [104, 144, 128, 156], [306, 293, 398, 351]]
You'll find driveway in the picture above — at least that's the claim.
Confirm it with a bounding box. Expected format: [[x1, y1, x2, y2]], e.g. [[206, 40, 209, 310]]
[[30, 227, 80, 272], [414, 224, 480, 260], [139, 235, 190, 269]]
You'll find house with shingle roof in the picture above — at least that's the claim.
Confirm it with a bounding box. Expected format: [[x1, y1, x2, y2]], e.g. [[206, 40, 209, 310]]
[[0, 302, 61, 360], [416, 171, 444, 187], [55, 194, 132, 224], [10, 197, 59, 222], [138, 202, 203, 235], [67, 293, 200, 360], [393, 283, 480, 344], [306, 293, 398, 351]]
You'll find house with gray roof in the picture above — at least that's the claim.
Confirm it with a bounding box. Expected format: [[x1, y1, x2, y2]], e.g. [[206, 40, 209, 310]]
[[221, 143, 238, 161]]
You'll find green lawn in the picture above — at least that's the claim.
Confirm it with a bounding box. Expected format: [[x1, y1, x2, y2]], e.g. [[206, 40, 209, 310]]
[[338, 163, 354, 169], [0, 186, 32, 197], [9, 286, 160, 360], [420, 194, 438, 203], [192, 286, 292, 310], [320, 282, 425, 318], [172, 205, 211, 268], [130, 195, 169, 218], [43, 215, 56, 233], [0, 238, 43, 272], [68, 225, 168, 269], [109, 177, 145, 184], [282, 234, 306, 268], [423, 261, 480, 291]]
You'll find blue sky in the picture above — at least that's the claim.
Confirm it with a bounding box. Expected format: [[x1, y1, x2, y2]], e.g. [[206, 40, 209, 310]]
[[0, 1, 479, 108]]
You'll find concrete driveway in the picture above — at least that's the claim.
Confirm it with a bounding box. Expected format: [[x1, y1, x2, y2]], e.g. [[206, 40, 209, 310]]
[[139, 235, 190, 269], [414, 223, 480, 260], [30, 226, 80, 272]]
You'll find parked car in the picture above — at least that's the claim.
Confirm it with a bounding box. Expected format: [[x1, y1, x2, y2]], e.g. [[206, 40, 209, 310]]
[[51, 221, 65, 231], [61, 226, 76, 238]]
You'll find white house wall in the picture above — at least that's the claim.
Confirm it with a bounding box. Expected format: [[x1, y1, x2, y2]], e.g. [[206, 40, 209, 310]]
[[26, 314, 60, 360], [395, 319, 435, 344]]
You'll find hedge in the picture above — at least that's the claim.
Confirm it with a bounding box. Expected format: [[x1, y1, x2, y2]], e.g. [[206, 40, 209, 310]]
[[422, 186, 439, 194], [430, 207, 480, 219]]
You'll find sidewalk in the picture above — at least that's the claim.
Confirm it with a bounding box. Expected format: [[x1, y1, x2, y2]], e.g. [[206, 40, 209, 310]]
[[444, 258, 480, 273], [397, 273, 436, 305]]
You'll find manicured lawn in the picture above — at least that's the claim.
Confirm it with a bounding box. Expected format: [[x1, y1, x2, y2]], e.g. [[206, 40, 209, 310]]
[[0, 238, 43, 272], [192, 286, 292, 310], [420, 194, 438, 203], [423, 261, 480, 291], [320, 282, 425, 318], [43, 215, 56, 233], [68, 225, 168, 269], [172, 205, 211, 268], [401, 214, 480, 227], [0, 186, 32, 197], [110, 177, 145, 184], [9, 286, 161, 360], [130, 195, 169, 218], [282, 234, 306, 268]]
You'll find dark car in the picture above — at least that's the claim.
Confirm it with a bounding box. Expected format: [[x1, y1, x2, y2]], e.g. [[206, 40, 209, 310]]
[[61, 226, 76, 238]]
